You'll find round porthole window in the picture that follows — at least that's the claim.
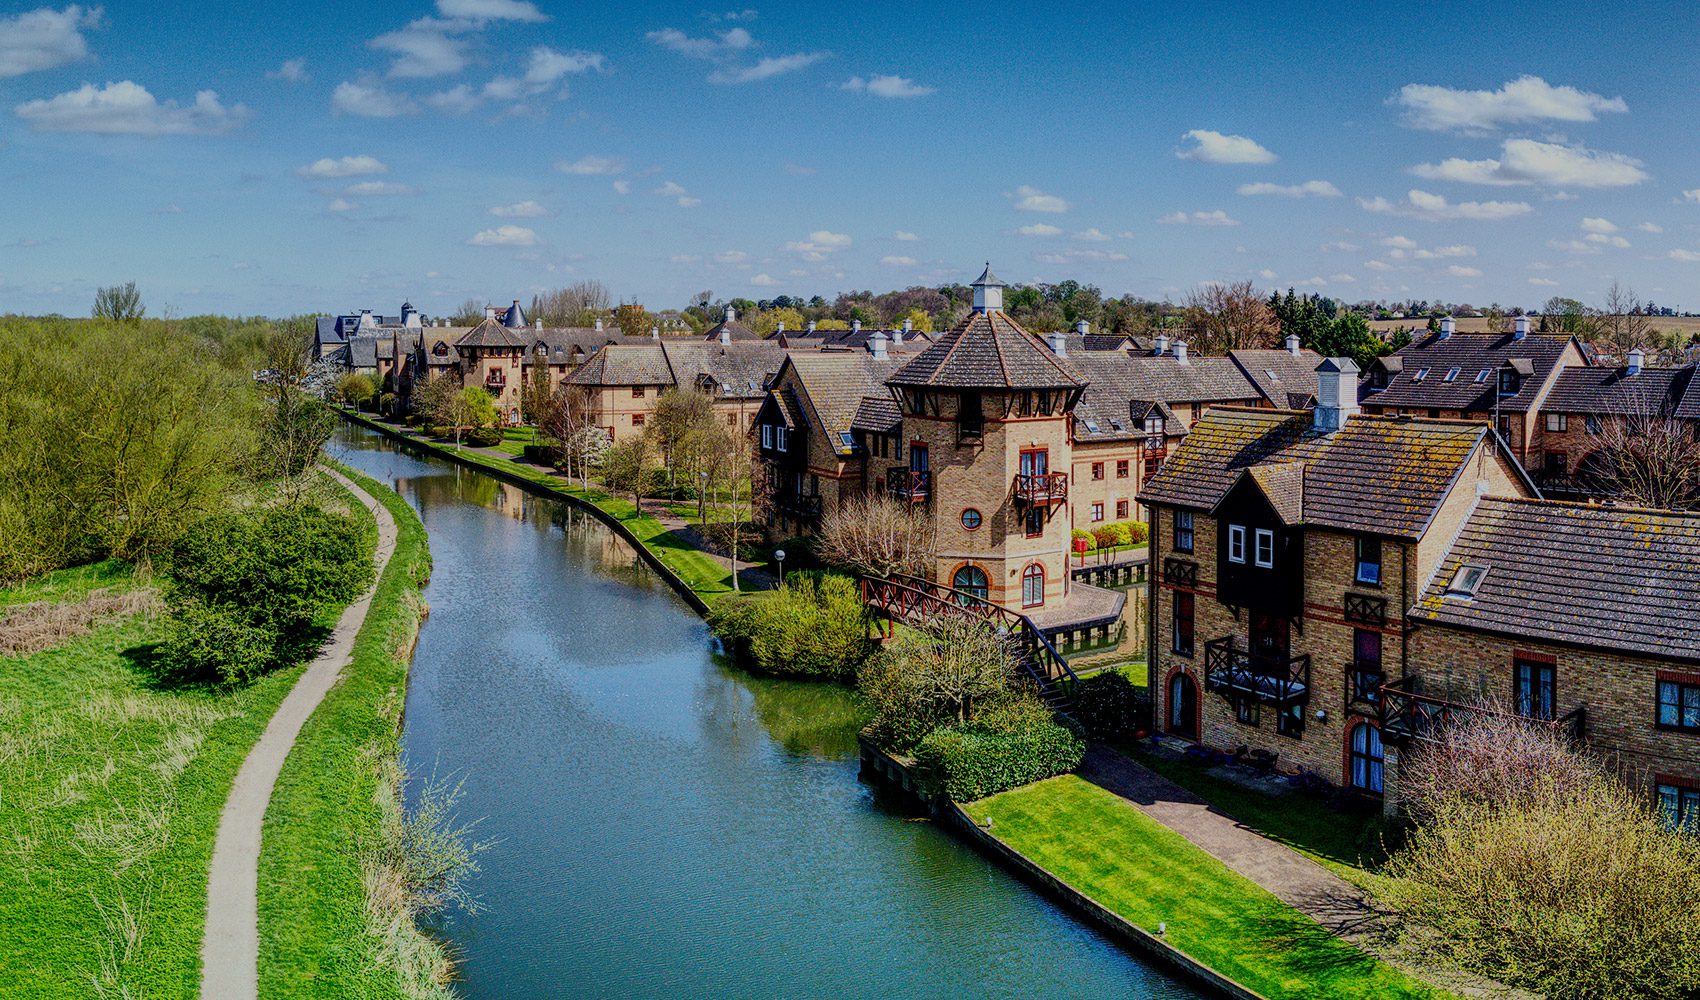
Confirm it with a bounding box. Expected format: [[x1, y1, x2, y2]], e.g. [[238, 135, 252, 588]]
[[961, 508, 982, 530]]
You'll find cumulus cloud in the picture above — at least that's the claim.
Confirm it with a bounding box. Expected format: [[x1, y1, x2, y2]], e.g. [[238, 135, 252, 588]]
[[650, 180, 699, 207], [1237, 180, 1341, 198], [1585, 233, 1631, 248], [1410, 139, 1647, 188], [1446, 265, 1483, 277], [1017, 223, 1062, 237], [1635, 222, 1663, 233], [344, 180, 414, 196], [436, 0, 547, 22], [1364, 260, 1394, 271], [893, 230, 919, 241], [1072, 228, 1111, 241], [708, 52, 827, 84], [268, 57, 307, 82], [484, 46, 605, 101], [1157, 210, 1240, 226], [840, 73, 935, 98], [426, 84, 479, 114], [1035, 249, 1129, 264], [332, 78, 418, 117], [15, 80, 248, 135], [0, 5, 101, 79], [1257, 269, 1278, 280], [326, 198, 357, 213], [1010, 184, 1069, 213], [750, 273, 778, 286], [646, 26, 755, 59], [713, 250, 748, 264], [556, 155, 624, 175], [490, 200, 547, 217], [1358, 189, 1531, 221], [1394, 75, 1627, 132], [467, 225, 538, 246], [1683, 189, 1700, 203], [298, 155, 387, 178], [784, 230, 851, 260], [881, 255, 917, 266], [646, 26, 825, 84], [611, 179, 630, 194], [370, 17, 473, 79], [1580, 217, 1618, 233], [1176, 129, 1276, 164], [1669, 249, 1700, 262], [1380, 235, 1417, 249], [1412, 244, 1476, 259]]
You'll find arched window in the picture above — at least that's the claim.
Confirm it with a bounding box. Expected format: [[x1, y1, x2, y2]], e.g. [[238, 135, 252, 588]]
[[1348, 722, 1384, 793], [951, 564, 988, 601], [1021, 563, 1045, 607]]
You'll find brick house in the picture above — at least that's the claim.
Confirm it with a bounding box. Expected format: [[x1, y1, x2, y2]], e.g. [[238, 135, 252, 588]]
[[1528, 354, 1700, 499], [566, 338, 786, 445]]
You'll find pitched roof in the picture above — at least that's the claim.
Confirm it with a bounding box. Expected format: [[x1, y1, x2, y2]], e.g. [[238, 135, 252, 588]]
[[1362, 331, 1574, 412], [566, 344, 675, 386], [1228, 348, 1326, 407], [456, 318, 528, 348], [700, 316, 761, 342], [1410, 497, 1700, 662], [780, 352, 904, 455], [1677, 365, 1700, 421], [668, 341, 786, 399], [888, 309, 1085, 389], [851, 394, 902, 434], [1544, 365, 1696, 416], [1140, 407, 1512, 539], [1234, 461, 1307, 525]]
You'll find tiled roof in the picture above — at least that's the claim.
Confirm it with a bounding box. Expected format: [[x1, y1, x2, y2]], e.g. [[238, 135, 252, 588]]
[[1229, 348, 1325, 407], [1677, 366, 1700, 421], [701, 317, 762, 342], [1140, 407, 1510, 539], [1238, 461, 1307, 525], [1411, 497, 1700, 663], [1362, 331, 1574, 413], [567, 344, 676, 386], [1065, 352, 1261, 442], [456, 318, 528, 349], [889, 310, 1085, 389], [347, 335, 379, 368], [1544, 365, 1696, 416], [782, 352, 904, 454], [669, 341, 787, 399], [851, 394, 902, 434]]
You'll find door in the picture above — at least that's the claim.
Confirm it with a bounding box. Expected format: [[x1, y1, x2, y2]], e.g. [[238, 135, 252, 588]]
[[909, 442, 929, 474], [1249, 613, 1290, 662], [1168, 674, 1199, 738], [1020, 449, 1048, 479], [1349, 723, 1385, 793], [1515, 659, 1556, 721]]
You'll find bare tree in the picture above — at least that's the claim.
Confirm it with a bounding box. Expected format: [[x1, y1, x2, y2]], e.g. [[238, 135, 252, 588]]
[[450, 298, 485, 325], [531, 280, 612, 326], [1182, 280, 1279, 354], [1396, 698, 1600, 823], [253, 324, 337, 502], [538, 385, 607, 487], [650, 388, 717, 491], [817, 491, 937, 579], [1588, 395, 1700, 509], [1600, 281, 1653, 350], [93, 282, 145, 323]]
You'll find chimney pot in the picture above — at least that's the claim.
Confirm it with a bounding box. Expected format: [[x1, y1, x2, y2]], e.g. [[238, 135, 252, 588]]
[[777, 321, 785, 333], [1313, 357, 1362, 433], [852, 319, 862, 333], [806, 320, 817, 333], [1154, 334, 1170, 356], [595, 317, 603, 332]]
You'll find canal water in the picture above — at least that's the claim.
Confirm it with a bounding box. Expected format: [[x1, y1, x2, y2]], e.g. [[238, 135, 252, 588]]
[[331, 423, 1201, 999]]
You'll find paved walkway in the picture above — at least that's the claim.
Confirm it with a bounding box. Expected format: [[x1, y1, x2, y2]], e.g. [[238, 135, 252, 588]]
[[200, 467, 398, 1000]]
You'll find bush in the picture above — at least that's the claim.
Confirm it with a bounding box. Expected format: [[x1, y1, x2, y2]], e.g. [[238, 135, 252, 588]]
[[522, 439, 564, 465], [378, 392, 397, 415], [159, 599, 279, 685], [1124, 521, 1150, 544], [706, 572, 870, 679], [858, 615, 1018, 751], [913, 702, 1086, 801], [1092, 524, 1121, 549], [1070, 670, 1150, 740], [465, 426, 503, 448]]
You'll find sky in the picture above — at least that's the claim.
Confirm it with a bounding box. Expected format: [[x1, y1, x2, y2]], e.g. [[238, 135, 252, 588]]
[[3, 0, 1700, 318]]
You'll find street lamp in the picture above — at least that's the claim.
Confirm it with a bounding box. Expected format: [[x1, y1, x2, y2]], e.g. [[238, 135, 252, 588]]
[[699, 470, 709, 525], [774, 548, 786, 587]]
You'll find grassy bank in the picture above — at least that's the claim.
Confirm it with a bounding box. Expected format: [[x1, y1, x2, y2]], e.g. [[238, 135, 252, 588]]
[[961, 776, 1439, 1000], [258, 460, 442, 999]]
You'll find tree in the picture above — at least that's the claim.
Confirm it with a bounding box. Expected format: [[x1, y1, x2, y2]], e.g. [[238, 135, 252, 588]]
[[520, 352, 552, 424], [538, 385, 606, 487], [335, 372, 376, 409], [613, 301, 652, 338], [410, 373, 460, 432], [450, 298, 485, 325], [1587, 398, 1700, 509], [650, 388, 717, 491], [92, 282, 145, 323], [254, 324, 337, 502], [531, 280, 612, 326], [859, 614, 1017, 736], [601, 433, 651, 510], [447, 386, 497, 448], [1600, 281, 1653, 349], [817, 491, 937, 579], [705, 422, 757, 591], [1184, 280, 1279, 354]]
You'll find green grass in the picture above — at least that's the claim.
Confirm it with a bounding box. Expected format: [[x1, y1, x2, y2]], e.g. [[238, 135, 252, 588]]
[[493, 426, 536, 456], [961, 776, 1439, 1000], [258, 460, 439, 998]]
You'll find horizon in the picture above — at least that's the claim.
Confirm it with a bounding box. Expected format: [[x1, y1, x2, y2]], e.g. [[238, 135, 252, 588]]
[[3, 1, 1699, 316]]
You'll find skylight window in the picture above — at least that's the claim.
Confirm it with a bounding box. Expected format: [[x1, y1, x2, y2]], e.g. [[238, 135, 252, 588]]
[[1445, 564, 1489, 598], [1444, 367, 1461, 382], [1084, 419, 1101, 433], [1265, 369, 1280, 381], [1474, 369, 1491, 383], [1413, 368, 1431, 382], [838, 432, 856, 449]]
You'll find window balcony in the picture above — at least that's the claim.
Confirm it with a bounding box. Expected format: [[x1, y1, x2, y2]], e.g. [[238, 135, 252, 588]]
[[1343, 593, 1387, 626], [775, 492, 822, 520], [1013, 472, 1068, 508], [1379, 676, 1586, 746], [888, 468, 931, 504], [1345, 661, 1385, 715], [1203, 637, 1311, 707]]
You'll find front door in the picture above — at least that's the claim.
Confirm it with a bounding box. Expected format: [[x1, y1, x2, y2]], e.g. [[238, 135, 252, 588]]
[[1168, 673, 1199, 738]]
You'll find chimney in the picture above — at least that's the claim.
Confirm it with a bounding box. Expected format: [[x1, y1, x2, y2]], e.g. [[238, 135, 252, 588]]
[[1154, 333, 1170, 356], [1627, 347, 1644, 375], [891, 325, 904, 345], [1046, 331, 1068, 357], [806, 320, 817, 333], [1174, 340, 1189, 365], [1513, 315, 1529, 340], [1313, 357, 1362, 433], [484, 306, 497, 321], [1285, 333, 1301, 355], [651, 325, 659, 339], [852, 319, 862, 334], [724, 304, 736, 323], [776, 321, 786, 333], [718, 326, 732, 345], [534, 318, 542, 331], [1439, 316, 1455, 339], [1075, 319, 1089, 335], [870, 330, 888, 359]]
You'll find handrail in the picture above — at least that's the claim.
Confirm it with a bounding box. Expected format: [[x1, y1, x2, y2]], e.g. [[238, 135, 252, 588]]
[[1202, 636, 1311, 705], [860, 572, 1078, 690], [1012, 472, 1068, 505], [887, 468, 931, 502], [1379, 676, 1587, 744]]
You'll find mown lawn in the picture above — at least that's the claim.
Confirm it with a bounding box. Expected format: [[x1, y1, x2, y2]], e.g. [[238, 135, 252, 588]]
[[258, 460, 439, 998], [960, 776, 1441, 1000]]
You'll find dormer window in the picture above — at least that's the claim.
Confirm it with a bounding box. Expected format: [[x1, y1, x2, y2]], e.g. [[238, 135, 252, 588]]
[[1445, 563, 1488, 598], [1499, 370, 1519, 397], [1144, 416, 1165, 436]]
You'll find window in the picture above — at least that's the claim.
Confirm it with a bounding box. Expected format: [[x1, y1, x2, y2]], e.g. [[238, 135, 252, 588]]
[[1352, 629, 1384, 704], [951, 565, 989, 601], [1116, 499, 1130, 519], [1021, 564, 1045, 607], [1024, 507, 1045, 537], [1227, 525, 1247, 564], [1499, 370, 1519, 397], [1172, 592, 1194, 656], [1277, 703, 1304, 739], [1657, 679, 1700, 731], [1355, 536, 1382, 586], [1235, 700, 1261, 725], [1174, 511, 1194, 553], [632, 386, 646, 398], [1092, 462, 1105, 481], [1348, 723, 1385, 793], [1585, 414, 1602, 434], [1412, 368, 1430, 382], [1116, 459, 1130, 478], [1446, 563, 1488, 597], [960, 508, 982, 531], [1545, 413, 1569, 433], [1474, 369, 1491, 383], [631, 413, 645, 427], [1544, 451, 1567, 476], [1253, 528, 1274, 568], [726, 414, 737, 426], [1515, 659, 1556, 721], [775, 426, 787, 451], [761, 425, 773, 449], [1443, 367, 1460, 382], [1658, 783, 1700, 833], [1091, 502, 1104, 522]]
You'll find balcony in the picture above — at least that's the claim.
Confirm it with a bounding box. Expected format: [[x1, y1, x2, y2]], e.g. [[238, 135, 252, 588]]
[[888, 468, 931, 504], [1343, 593, 1387, 626], [774, 492, 822, 521], [484, 372, 507, 389], [1203, 637, 1311, 707], [1161, 558, 1198, 588], [1013, 472, 1068, 507], [1345, 661, 1385, 715], [1379, 676, 1586, 746]]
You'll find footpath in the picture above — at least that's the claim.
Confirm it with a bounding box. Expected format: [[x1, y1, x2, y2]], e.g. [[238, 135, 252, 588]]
[[199, 467, 398, 1000]]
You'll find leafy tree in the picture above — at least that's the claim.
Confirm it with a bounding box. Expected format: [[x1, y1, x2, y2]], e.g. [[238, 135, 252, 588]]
[[92, 282, 145, 323], [336, 372, 376, 409], [858, 615, 1017, 746], [447, 386, 497, 447], [521, 351, 552, 424], [613, 301, 652, 338], [601, 434, 652, 509], [410, 373, 460, 432], [650, 388, 717, 492]]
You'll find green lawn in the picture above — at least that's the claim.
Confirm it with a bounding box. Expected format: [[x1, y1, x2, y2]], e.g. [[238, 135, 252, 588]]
[[494, 426, 536, 456], [961, 776, 1439, 1000], [257, 460, 442, 998]]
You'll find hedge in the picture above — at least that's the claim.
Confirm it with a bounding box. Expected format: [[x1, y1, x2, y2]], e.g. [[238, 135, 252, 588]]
[[706, 572, 870, 679], [1070, 670, 1151, 741], [914, 713, 1086, 802]]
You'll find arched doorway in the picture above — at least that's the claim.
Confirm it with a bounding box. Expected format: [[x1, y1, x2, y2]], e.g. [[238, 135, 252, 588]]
[[951, 564, 989, 602], [1167, 672, 1199, 738], [1347, 722, 1384, 793]]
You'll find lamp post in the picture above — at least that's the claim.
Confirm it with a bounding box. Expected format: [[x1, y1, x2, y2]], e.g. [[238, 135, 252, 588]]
[[774, 548, 786, 587], [699, 470, 709, 525]]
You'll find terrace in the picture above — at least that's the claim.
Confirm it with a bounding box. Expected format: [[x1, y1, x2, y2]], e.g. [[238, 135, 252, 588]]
[[1202, 637, 1311, 707]]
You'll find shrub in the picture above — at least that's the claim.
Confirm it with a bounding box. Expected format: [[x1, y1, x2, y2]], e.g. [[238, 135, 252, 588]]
[[1124, 521, 1150, 544], [913, 702, 1086, 801], [1070, 528, 1096, 552], [159, 599, 279, 685], [707, 572, 870, 679], [858, 615, 1018, 750], [465, 426, 503, 448], [1092, 525, 1121, 549], [1070, 669, 1150, 740], [522, 439, 564, 465], [378, 392, 397, 415]]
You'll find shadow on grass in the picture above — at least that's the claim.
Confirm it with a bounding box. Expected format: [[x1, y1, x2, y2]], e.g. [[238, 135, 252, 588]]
[[121, 622, 332, 695], [1248, 906, 1387, 977]]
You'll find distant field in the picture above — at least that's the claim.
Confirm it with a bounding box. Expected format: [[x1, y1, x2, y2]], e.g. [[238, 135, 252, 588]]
[[1366, 315, 1700, 337]]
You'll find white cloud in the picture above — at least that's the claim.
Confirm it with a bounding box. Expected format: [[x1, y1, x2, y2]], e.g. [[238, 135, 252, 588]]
[[436, 0, 547, 22], [1330, 273, 1357, 283], [893, 230, 919, 241], [708, 52, 828, 84], [784, 230, 851, 259], [490, 200, 547, 217], [1176, 129, 1276, 165], [1294, 276, 1328, 287], [15, 80, 248, 135], [1035, 249, 1129, 264], [467, 225, 537, 246], [1257, 269, 1278, 280], [1413, 244, 1476, 259], [645, 26, 755, 59], [1584, 233, 1631, 248], [1072, 228, 1111, 241], [654, 180, 698, 206], [840, 73, 935, 98], [711, 250, 749, 265], [1237, 180, 1341, 198], [1528, 277, 1560, 286], [332, 78, 418, 117], [611, 179, 630, 194], [676, 196, 702, 208], [1380, 235, 1418, 249], [1010, 185, 1069, 213], [556, 154, 625, 176], [1580, 217, 1618, 233], [484, 46, 605, 101], [881, 255, 917, 266], [1446, 265, 1483, 277], [1683, 190, 1700, 204], [344, 180, 414, 196], [1669, 249, 1700, 262], [1157, 209, 1240, 226], [298, 155, 387, 178], [426, 84, 479, 114], [750, 273, 778, 286], [1364, 260, 1393, 271], [1410, 139, 1647, 188], [370, 17, 472, 79], [1017, 223, 1063, 237], [1394, 75, 1627, 132], [0, 5, 101, 79], [326, 198, 357, 213], [268, 57, 307, 83], [1635, 222, 1663, 233], [1358, 189, 1531, 221]]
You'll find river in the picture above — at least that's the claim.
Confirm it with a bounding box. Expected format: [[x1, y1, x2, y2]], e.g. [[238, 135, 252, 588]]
[[331, 423, 1201, 999]]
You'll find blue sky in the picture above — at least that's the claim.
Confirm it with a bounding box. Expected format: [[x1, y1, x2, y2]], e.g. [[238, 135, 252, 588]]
[[3, 0, 1700, 318]]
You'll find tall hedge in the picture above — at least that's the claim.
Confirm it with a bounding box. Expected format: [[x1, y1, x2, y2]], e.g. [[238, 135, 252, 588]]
[[913, 703, 1086, 802]]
